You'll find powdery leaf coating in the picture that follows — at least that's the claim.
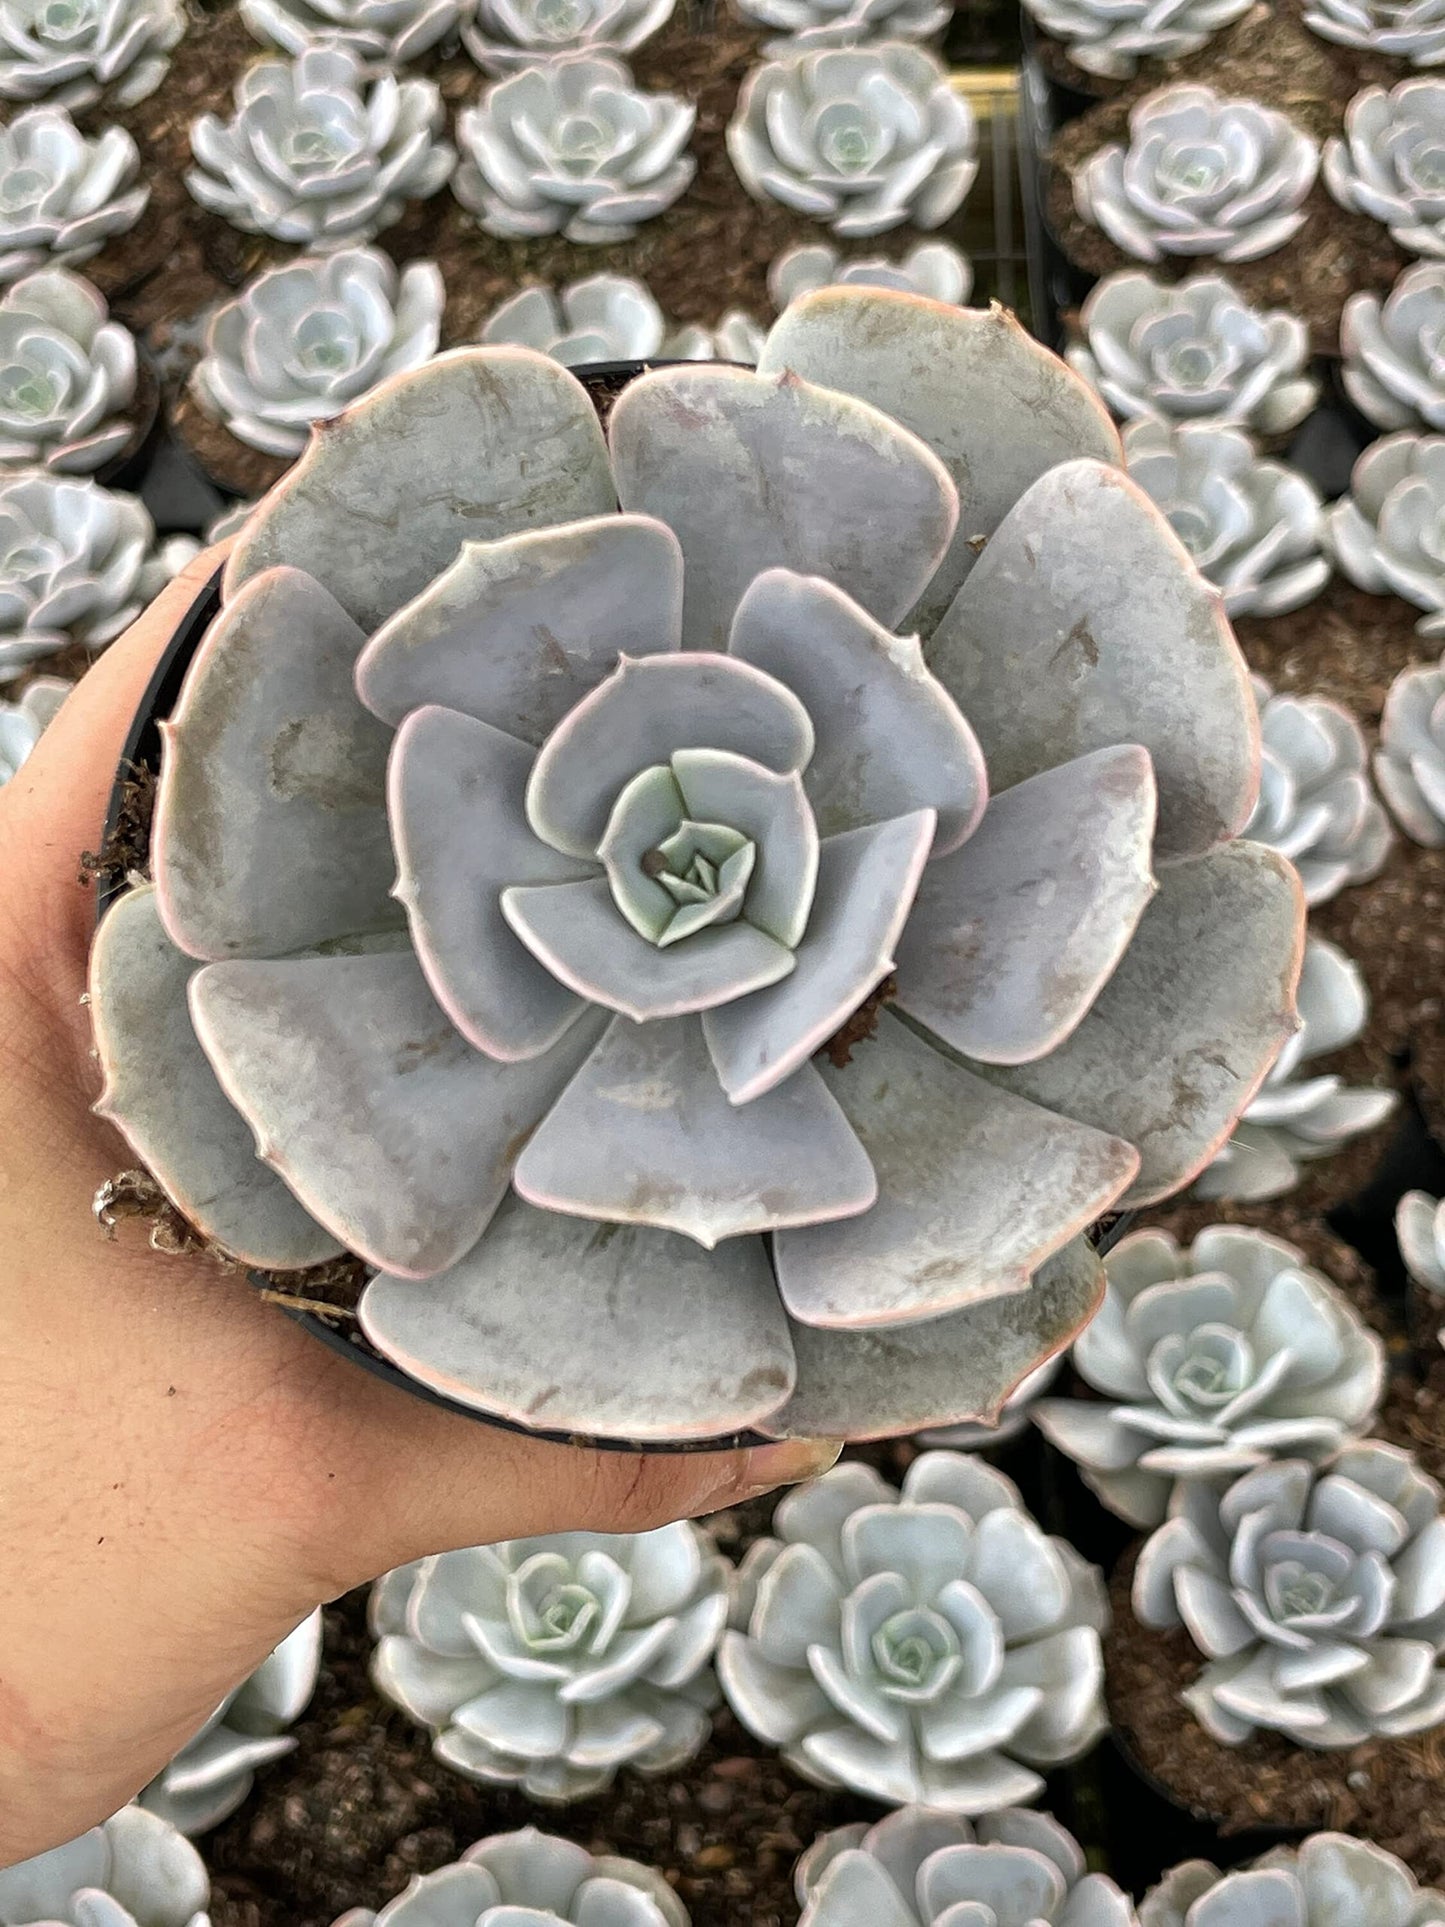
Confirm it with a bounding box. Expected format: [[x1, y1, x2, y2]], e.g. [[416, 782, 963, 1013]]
[[462, 0, 675, 72], [1377, 644, 1445, 842], [1068, 271, 1317, 437], [186, 47, 455, 249], [369, 1523, 729, 1801], [1343, 261, 1445, 431], [0, 1807, 211, 1927], [240, 0, 477, 63], [1325, 79, 1445, 257], [1073, 84, 1320, 265], [1141, 1833, 1445, 1927], [0, 108, 147, 283], [0, 0, 183, 109], [717, 1453, 1109, 1809], [919, 1358, 1062, 1451], [734, 0, 949, 56], [768, 239, 972, 309], [727, 46, 976, 239], [1134, 1441, 1445, 1747], [453, 57, 695, 246], [0, 672, 65, 780], [191, 250, 445, 459], [1034, 1224, 1386, 1528], [0, 269, 138, 473], [1323, 430, 1445, 636], [1024, 0, 1251, 78], [138, 1611, 322, 1836], [1197, 934, 1396, 1203]]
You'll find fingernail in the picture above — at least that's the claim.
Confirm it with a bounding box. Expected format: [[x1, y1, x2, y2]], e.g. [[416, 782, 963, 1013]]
[[731, 1437, 844, 1501]]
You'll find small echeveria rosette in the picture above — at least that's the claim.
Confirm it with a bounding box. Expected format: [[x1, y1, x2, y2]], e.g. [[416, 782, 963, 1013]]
[[1197, 935, 1395, 1202], [187, 47, 454, 250], [728, 46, 977, 238], [1304, 0, 1445, 60], [1343, 261, 1445, 432], [1141, 1833, 1445, 1927], [796, 1806, 1139, 1927], [663, 312, 768, 363], [480, 274, 668, 364], [369, 1521, 728, 1800], [769, 240, 972, 309], [0, 674, 67, 782], [0, 1806, 212, 1927], [1376, 646, 1445, 841], [1325, 79, 1445, 258], [1068, 271, 1318, 438], [1072, 85, 1321, 265], [333, 1828, 688, 1927], [0, 269, 139, 475], [1122, 418, 1329, 619], [735, 0, 949, 56], [1023, 0, 1252, 82], [1399, 1192, 1445, 1354], [0, 109, 148, 284], [1033, 1224, 1386, 1529], [1134, 1441, 1445, 1747], [1324, 430, 1445, 634], [718, 1453, 1110, 1810], [453, 57, 694, 244], [189, 250, 445, 465], [0, 0, 183, 110], [462, 0, 675, 72], [137, 1609, 322, 1834], [240, 0, 479, 62], [1242, 673, 1392, 905]]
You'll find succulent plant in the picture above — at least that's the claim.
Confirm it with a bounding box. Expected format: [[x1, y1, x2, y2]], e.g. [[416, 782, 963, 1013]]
[[456, 60, 693, 247], [729, 47, 976, 238], [370, 1520, 727, 1799], [0, 672, 66, 781], [0, 0, 183, 109], [0, 471, 165, 680], [796, 1806, 1139, 1927], [136, 1609, 322, 1834], [1135, 1441, 1445, 1746], [1067, 272, 1317, 438], [333, 1828, 687, 1927], [190, 251, 445, 460], [719, 1453, 1108, 1807], [240, 0, 476, 62], [1197, 935, 1396, 1203], [85, 289, 1303, 1444], [1325, 80, 1445, 257], [1034, 1225, 1386, 1529], [1399, 1187, 1445, 1306], [1073, 85, 1320, 265], [1304, 0, 1445, 59], [1141, 1833, 1445, 1927], [1342, 262, 1445, 432], [0, 269, 138, 473], [1324, 431, 1445, 635], [1121, 419, 1329, 619], [0, 109, 148, 283], [734, 0, 949, 56], [769, 240, 972, 310], [462, 0, 674, 71], [664, 312, 768, 363], [1022, 0, 1253, 79], [918, 1356, 1061, 1450], [0, 1806, 211, 1927], [481, 274, 668, 364], [1376, 646, 1445, 842], [186, 48, 454, 249], [1242, 675, 1393, 903]]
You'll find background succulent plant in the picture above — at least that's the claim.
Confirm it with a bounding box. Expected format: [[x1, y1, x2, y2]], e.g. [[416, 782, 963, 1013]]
[[453, 56, 694, 243], [240, 0, 476, 62], [0, 109, 147, 283], [370, 1521, 728, 1800], [1134, 1441, 1445, 1746], [0, 672, 66, 782], [1242, 675, 1392, 904], [462, 0, 675, 70], [1324, 431, 1445, 635], [728, 47, 977, 237], [1073, 85, 1320, 264], [480, 273, 668, 363], [1196, 936, 1396, 1202], [0, 269, 138, 473], [190, 250, 445, 459], [86, 293, 1302, 1444], [1122, 419, 1329, 619], [1325, 81, 1445, 256], [796, 1805, 1139, 1927], [137, 1609, 322, 1834], [1141, 1833, 1445, 1927], [719, 1453, 1109, 1808], [1303, 0, 1445, 58], [1398, 1188, 1445, 1318], [733, 0, 949, 54], [1068, 272, 1318, 437], [0, 0, 183, 109], [1034, 1226, 1386, 1528], [0, 1806, 211, 1927], [664, 311, 768, 362], [186, 48, 454, 249], [1342, 262, 1445, 432], [1378, 644, 1445, 847], [1022, 0, 1252, 79], [333, 1828, 687, 1927], [768, 239, 972, 309]]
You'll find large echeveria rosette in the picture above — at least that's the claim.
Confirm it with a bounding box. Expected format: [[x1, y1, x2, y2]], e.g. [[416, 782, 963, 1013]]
[[86, 288, 1303, 1448]]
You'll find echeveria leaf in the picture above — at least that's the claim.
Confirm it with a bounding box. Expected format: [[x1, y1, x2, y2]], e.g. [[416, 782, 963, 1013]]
[[669, 748, 819, 948]]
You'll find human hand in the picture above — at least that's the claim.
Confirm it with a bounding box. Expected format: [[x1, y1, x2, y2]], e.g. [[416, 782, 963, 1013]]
[[0, 547, 838, 1866]]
